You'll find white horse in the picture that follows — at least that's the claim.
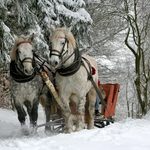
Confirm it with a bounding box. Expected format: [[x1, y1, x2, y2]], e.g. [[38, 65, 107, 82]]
[[10, 35, 51, 135], [48, 27, 98, 133]]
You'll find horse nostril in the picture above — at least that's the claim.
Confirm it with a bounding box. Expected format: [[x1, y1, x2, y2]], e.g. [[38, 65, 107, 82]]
[[55, 61, 58, 66], [24, 69, 29, 74], [24, 68, 33, 75]]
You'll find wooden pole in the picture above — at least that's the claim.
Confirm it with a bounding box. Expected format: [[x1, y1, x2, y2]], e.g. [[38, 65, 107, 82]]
[[40, 71, 67, 112]]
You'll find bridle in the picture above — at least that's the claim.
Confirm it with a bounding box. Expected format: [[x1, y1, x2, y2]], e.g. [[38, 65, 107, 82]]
[[15, 41, 35, 69], [49, 37, 70, 64], [49, 36, 82, 76], [10, 41, 37, 83], [49, 37, 77, 69]]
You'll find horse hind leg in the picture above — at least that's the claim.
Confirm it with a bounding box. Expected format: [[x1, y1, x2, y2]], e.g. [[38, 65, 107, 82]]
[[86, 88, 96, 129], [40, 93, 59, 134]]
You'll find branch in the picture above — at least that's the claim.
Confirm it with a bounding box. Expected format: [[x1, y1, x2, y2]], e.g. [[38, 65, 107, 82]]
[[125, 27, 137, 57], [93, 27, 127, 46]]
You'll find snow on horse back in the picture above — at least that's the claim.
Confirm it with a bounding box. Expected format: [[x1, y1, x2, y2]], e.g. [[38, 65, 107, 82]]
[[48, 27, 98, 133]]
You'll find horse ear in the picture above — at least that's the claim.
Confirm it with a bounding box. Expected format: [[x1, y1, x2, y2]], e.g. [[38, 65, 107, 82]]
[[29, 33, 35, 42], [13, 34, 18, 41], [49, 26, 55, 40], [50, 26, 55, 33]]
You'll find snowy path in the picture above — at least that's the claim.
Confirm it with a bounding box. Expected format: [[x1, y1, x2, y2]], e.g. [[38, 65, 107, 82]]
[[0, 108, 150, 150]]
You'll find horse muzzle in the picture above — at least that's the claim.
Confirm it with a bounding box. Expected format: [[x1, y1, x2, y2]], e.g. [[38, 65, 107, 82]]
[[24, 67, 34, 75], [49, 55, 61, 69], [22, 61, 34, 75]]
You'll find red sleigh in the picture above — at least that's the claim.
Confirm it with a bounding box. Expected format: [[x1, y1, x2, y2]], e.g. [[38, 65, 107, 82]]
[[101, 83, 120, 118], [94, 83, 120, 128]]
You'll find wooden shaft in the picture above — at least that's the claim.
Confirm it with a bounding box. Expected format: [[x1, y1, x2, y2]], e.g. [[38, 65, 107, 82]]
[[40, 71, 66, 112]]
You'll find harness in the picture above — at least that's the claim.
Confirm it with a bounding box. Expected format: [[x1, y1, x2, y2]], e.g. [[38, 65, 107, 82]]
[[49, 37, 82, 76], [57, 47, 82, 76], [10, 60, 36, 83]]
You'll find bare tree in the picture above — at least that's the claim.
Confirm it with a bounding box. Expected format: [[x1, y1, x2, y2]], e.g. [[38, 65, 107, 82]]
[[123, 0, 150, 116]]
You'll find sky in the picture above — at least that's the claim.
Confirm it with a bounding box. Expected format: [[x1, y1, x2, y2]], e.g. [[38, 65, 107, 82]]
[[0, 107, 150, 150]]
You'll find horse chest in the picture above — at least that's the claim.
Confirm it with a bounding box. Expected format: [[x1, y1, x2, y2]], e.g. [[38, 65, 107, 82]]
[[11, 78, 42, 103], [55, 71, 90, 95]]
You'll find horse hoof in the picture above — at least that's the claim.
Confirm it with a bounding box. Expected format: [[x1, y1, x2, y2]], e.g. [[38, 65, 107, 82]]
[[87, 123, 94, 129], [45, 127, 53, 135], [75, 127, 82, 132], [29, 127, 37, 135], [87, 125, 94, 129], [64, 127, 73, 133], [21, 125, 30, 136]]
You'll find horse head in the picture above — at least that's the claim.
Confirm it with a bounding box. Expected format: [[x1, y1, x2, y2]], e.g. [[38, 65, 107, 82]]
[[10, 34, 35, 75], [48, 27, 76, 69]]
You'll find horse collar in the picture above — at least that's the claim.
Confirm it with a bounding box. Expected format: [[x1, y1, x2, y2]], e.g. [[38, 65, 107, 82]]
[[10, 61, 36, 83], [57, 47, 82, 76]]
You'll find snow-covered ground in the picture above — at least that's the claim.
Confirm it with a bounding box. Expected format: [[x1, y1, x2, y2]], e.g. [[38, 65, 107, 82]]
[[0, 108, 150, 150]]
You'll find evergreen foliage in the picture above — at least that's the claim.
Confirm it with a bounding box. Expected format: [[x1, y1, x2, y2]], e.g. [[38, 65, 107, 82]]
[[0, 0, 92, 67]]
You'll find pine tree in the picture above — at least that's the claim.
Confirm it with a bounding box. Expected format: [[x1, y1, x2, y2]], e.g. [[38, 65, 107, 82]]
[[0, 0, 92, 68]]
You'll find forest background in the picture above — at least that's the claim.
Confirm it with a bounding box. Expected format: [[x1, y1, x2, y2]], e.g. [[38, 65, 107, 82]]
[[0, 0, 150, 119]]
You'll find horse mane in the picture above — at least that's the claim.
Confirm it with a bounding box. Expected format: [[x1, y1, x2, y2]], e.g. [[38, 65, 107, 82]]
[[51, 27, 76, 50], [10, 36, 31, 61]]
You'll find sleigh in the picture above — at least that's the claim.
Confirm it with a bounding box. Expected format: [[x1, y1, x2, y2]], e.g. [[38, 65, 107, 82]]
[[94, 83, 120, 128], [37, 72, 120, 132]]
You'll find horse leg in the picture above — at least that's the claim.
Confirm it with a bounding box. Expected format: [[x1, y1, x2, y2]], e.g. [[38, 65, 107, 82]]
[[60, 95, 73, 133], [64, 114, 74, 133], [86, 88, 96, 129], [30, 100, 39, 127], [15, 103, 27, 126], [75, 96, 86, 131], [14, 102, 31, 135], [40, 91, 59, 133], [24, 100, 32, 122], [24, 99, 39, 134], [43, 95, 54, 133]]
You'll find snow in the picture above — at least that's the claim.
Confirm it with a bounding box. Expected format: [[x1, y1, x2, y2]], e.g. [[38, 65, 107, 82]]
[[96, 55, 115, 69], [56, 4, 92, 23], [58, 0, 85, 7], [0, 108, 150, 150]]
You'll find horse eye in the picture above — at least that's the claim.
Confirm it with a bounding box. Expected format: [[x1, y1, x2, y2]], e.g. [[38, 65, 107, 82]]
[[61, 41, 65, 45], [18, 50, 21, 54]]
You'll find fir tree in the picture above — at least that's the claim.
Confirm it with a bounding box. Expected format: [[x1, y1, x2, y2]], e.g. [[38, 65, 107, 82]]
[[0, 0, 92, 68]]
